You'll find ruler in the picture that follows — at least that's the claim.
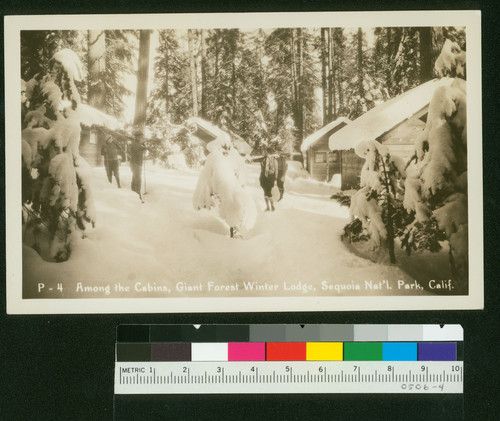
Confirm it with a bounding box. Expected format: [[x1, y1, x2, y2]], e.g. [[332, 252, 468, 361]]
[[115, 361, 463, 394]]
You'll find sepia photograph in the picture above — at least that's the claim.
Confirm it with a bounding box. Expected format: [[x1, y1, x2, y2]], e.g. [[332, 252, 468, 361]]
[[5, 11, 483, 313]]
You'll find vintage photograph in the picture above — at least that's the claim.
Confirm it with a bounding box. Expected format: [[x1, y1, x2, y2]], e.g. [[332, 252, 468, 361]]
[[5, 12, 483, 313]]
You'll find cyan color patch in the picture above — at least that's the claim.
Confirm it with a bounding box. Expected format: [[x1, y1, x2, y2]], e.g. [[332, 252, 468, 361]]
[[383, 342, 417, 361]]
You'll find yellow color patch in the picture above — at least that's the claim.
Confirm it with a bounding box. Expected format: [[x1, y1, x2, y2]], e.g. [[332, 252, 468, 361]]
[[306, 342, 343, 361]]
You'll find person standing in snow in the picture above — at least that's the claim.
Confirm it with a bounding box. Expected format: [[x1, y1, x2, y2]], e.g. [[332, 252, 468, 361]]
[[276, 151, 288, 201], [259, 146, 278, 211], [130, 131, 148, 202], [101, 133, 122, 188]]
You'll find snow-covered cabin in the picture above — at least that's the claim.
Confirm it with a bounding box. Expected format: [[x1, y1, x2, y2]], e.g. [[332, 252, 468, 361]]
[[329, 78, 455, 190], [300, 117, 350, 182], [186, 117, 251, 156], [77, 104, 125, 166]]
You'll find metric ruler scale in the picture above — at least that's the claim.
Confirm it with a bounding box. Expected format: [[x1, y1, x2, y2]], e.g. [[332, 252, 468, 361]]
[[115, 361, 463, 394], [114, 324, 463, 395]]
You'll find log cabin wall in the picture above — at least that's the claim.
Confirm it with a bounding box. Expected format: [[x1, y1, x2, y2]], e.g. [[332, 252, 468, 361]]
[[378, 107, 427, 160], [340, 149, 365, 190], [309, 135, 341, 182], [79, 127, 103, 167]]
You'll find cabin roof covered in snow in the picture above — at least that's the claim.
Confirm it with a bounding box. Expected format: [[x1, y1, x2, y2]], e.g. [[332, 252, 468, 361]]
[[328, 77, 455, 151], [77, 103, 120, 131], [187, 117, 251, 155], [300, 117, 351, 152], [187, 117, 225, 139]]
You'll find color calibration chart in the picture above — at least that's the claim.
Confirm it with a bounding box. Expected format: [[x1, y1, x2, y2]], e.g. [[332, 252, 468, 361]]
[[114, 324, 463, 394]]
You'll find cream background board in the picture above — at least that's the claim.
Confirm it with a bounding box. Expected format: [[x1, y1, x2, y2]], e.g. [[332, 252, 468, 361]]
[[5, 11, 483, 314]]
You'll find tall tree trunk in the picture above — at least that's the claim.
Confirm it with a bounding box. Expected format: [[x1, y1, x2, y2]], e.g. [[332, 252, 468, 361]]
[[327, 28, 333, 122], [297, 28, 304, 149], [188, 29, 198, 117], [162, 34, 170, 119], [88, 30, 106, 111], [419, 27, 433, 83], [321, 28, 328, 125], [386, 28, 393, 90], [232, 49, 236, 124], [213, 31, 220, 121], [133, 30, 151, 131], [291, 29, 299, 130], [329, 28, 337, 120], [335, 29, 344, 114], [200, 29, 207, 118], [357, 28, 364, 97]]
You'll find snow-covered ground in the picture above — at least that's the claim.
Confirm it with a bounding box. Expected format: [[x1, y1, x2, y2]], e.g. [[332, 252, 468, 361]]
[[23, 161, 452, 299]]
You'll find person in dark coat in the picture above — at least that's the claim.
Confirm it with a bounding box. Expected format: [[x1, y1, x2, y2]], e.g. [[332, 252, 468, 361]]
[[130, 132, 148, 202], [101, 133, 122, 188], [259, 146, 278, 211], [276, 152, 288, 201]]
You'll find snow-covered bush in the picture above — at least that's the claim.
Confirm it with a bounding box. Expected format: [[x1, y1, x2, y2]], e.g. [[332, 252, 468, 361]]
[[172, 127, 206, 168], [344, 139, 407, 263], [22, 48, 95, 262], [402, 40, 468, 285], [193, 138, 256, 237], [343, 39, 468, 287]]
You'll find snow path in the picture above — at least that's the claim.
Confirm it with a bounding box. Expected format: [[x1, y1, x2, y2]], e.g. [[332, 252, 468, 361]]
[[23, 162, 450, 298]]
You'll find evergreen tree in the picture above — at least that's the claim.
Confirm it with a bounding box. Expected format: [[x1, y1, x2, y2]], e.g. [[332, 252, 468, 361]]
[[21, 30, 83, 80], [265, 28, 319, 149], [104, 30, 137, 117], [344, 140, 407, 264], [402, 39, 467, 288], [204, 29, 243, 132], [22, 49, 95, 262], [343, 37, 468, 289], [344, 28, 387, 120], [149, 29, 190, 126]]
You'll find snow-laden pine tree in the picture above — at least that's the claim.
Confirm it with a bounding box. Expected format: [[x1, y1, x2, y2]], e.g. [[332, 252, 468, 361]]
[[172, 126, 206, 168], [402, 39, 467, 286], [22, 49, 95, 262], [345, 140, 407, 263], [343, 39, 468, 288], [192, 136, 256, 238]]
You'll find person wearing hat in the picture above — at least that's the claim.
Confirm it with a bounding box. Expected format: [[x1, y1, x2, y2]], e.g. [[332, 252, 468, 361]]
[[259, 145, 278, 211], [130, 131, 148, 202], [101, 132, 122, 188]]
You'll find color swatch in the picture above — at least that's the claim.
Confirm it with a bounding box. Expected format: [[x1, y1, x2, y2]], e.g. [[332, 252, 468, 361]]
[[116, 324, 462, 362]]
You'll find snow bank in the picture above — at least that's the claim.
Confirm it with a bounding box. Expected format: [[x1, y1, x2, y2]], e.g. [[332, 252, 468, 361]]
[[286, 161, 309, 180]]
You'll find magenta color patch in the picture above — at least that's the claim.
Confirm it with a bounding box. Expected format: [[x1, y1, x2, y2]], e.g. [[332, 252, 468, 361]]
[[228, 342, 266, 361]]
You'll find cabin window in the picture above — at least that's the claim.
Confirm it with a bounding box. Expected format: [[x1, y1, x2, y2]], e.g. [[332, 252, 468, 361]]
[[89, 130, 98, 145], [315, 152, 326, 163]]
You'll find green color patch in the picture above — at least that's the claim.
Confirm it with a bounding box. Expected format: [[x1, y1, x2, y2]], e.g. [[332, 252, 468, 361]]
[[343, 342, 383, 361]]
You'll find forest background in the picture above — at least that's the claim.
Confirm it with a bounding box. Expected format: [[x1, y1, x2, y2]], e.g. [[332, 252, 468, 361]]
[[20, 26, 465, 155]]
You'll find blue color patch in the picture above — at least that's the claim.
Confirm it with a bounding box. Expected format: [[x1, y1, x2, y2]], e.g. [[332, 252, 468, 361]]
[[383, 342, 417, 361]]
